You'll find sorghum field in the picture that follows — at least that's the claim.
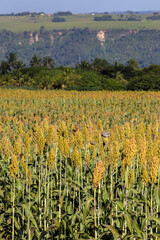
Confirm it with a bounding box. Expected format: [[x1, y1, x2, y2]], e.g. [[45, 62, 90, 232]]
[[1, 89, 160, 239]]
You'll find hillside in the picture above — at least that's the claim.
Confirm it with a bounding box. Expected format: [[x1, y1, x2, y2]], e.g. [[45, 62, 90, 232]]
[[0, 28, 160, 67]]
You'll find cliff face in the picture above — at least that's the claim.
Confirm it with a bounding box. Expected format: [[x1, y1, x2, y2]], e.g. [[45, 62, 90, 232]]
[[0, 28, 160, 67]]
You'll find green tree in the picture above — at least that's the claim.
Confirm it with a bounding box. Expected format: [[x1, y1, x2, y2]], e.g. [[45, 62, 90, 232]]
[[0, 60, 9, 74], [92, 58, 111, 72], [30, 55, 42, 68], [115, 72, 128, 88], [42, 56, 55, 68], [76, 60, 92, 70], [5, 52, 23, 73], [6, 52, 18, 69], [127, 59, 139, 70]]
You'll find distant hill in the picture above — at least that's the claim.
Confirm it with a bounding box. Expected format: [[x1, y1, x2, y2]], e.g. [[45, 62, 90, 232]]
[[0, 28, 160, 67]]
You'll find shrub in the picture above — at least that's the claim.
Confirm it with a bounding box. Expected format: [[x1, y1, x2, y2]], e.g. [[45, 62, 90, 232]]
[[52, 17, 66, 22]]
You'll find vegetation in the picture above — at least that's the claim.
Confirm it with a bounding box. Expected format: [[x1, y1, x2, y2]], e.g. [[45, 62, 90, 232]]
[[0, 52, 160, 91], [54, 11, 72, 16], [0, 11, 45, 17], [1, 90, 160, 239], [0, 14, 160, 33], [94, 15, 114, 21], [52, 17, 66, 23], [146, 14, 160, 20], [94, 15, 142, 22], [0, 28, 160, 67], [0, 14, 160, 68]]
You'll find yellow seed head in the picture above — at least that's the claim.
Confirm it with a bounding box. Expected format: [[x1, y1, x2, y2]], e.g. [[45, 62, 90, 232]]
[[69, 133, 75, 148], [21, 155, 27, 174], [121, 138, 137, 175], [93, 160, 105, 189], [83, 127, 89, 144], [92, 147, 96, 160], [14, 140, 21, 156], [48, 148, 55, 169], [58, 121, 68, 138], [128, 169, 134, 185], [97, 119, 103, 131], [142, 166, 148, 185], [94, 129, 100, 146], [46, 125, 58, 146], [111, 124, 120, 143], [75, 131, 83, 148], [58, 136, 64, 154], [43, 119, 49, 132], [35, 127, 45, 155], [0, 136, 12, 159], [149, 156, 159, 185], [85, 152, 91, 164], [136, 121, 145, 139], [136, 134, 144, 152], [122, 138, 137, 167], [24, 133, 30, 153], [72, 147, 81, 167], [139, 139, 146, 167], [17, 122, 23, 135], [125, 122, 132, 139], [10, 153, 18, 179], [146, 141, 154, 167]]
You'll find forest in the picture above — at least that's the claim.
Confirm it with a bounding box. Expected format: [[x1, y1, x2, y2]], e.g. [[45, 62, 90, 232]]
[[0, 28, 160, 68], [0, 52, 160, 91]]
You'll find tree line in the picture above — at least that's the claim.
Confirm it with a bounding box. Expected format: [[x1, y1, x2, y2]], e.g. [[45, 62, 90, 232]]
[[0, 52, 160, 91], [94, 15, 141, 21]]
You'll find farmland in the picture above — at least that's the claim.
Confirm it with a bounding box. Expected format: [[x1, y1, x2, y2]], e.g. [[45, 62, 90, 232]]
[[1, 89, 160, 239], [0, 14, 160, 32]]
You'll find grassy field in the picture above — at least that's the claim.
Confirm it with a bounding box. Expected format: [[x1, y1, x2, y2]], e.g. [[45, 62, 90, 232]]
[[1, 89, 160, 239], [0, 14, 160, 32]]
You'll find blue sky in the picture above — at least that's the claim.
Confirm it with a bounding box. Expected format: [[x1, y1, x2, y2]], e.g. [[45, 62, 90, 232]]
[[1, 0, 160, 14]]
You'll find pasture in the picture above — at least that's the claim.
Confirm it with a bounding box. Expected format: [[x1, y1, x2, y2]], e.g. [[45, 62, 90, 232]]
[[0, 14, 160, 32]]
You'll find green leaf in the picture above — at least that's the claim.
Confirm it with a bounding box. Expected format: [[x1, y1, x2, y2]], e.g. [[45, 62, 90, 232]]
[[132, 219, 142, 238], [0, 213, 4, 226], [148, 217, 160, 225], [14, 217, 21, 230], [124, 213, 133, 234], [102, 185, 107, 204], [82, 197, 94, 223], [103, 224, 120, 239], [122, 234, 135, 240], [22, 204, 40, 234], [116, 201, 124, 210]]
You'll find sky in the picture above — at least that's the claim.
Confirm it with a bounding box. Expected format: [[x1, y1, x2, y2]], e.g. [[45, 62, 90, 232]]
[[1, 0, 160, 14]]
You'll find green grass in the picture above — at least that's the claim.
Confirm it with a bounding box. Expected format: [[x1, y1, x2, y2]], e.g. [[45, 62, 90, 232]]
[[0, 14, 160, 32]]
